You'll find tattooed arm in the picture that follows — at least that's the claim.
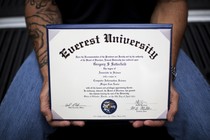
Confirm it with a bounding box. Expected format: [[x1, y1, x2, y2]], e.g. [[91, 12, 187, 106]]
[[25, 0, 85, 127], [25, 0, 61, 76]]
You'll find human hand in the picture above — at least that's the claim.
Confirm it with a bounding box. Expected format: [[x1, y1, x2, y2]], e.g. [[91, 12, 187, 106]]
[[40, 79, 85, 127], [131, 82, 179, 128]]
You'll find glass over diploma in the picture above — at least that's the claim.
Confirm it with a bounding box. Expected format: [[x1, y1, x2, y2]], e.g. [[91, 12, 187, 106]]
[[47, 24, 172, 120]]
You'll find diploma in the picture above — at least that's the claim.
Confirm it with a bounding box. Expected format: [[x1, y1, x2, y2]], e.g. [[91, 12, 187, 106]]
[[47, 24, 172, 120]]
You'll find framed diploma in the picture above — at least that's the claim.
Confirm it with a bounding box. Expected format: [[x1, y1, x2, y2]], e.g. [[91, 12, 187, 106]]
[[47, 24, 172, 120]]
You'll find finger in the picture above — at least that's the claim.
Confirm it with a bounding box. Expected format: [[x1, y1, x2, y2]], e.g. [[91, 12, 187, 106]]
[[71, 121, 86, 127], [49, 120, 71, 127], [40, 83, 50, 116], [168, 87, 179, 122], [132, 121, 144, 128], [49, 120, 85, 127], [144, 120, 165, 127], [40, 91, 51, 122]]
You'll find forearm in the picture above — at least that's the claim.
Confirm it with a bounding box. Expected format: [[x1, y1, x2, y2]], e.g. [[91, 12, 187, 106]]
[[25, 0, 62, 79], [151, 0, 188, 66]]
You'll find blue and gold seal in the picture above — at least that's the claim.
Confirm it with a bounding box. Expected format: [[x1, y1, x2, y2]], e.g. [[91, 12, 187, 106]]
[[101, 99, 117, 114]]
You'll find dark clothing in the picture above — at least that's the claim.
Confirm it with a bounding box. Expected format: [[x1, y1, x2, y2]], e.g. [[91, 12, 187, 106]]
[[55, 0, 157, 23]]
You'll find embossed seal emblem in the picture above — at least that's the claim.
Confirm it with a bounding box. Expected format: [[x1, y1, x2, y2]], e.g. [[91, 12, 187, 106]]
[[101, 99, 117, 114]]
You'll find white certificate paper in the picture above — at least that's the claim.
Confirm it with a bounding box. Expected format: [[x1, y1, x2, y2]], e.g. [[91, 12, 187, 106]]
[[47, 24, 172, 120]]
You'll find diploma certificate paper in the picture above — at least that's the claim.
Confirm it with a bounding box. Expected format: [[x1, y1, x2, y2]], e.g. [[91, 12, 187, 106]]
[[47, 24, 172, 120]]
